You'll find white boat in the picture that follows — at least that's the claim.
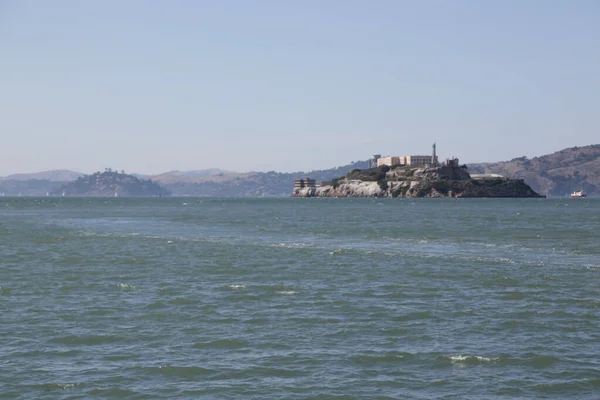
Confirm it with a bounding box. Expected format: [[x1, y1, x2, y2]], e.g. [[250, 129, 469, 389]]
[[570, 190, 586, 198]]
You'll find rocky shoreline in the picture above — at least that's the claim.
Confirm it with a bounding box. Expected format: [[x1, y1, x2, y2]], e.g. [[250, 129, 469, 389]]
[[292, 165, 544, 198]]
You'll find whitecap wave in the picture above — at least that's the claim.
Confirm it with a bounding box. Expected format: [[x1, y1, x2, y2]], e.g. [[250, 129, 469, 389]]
[[272, 242, 307, 248], [116, 283, 136, 289], [447, 355, 499, 363], [57, 383, 78, 389], [277, 291, 296, 295], [227, 284, 246, 290]]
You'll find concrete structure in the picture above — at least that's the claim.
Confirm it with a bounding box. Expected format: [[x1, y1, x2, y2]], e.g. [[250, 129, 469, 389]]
[[294, 178, 316, 189], [377, 155, 437, 167], [376, 143, 439, 167], [368, 154, 381, 169], [377, 156, 402, 167], [404, 155, 436, 166], [471, 174, 504, 180], [445, 157, 460, 167]]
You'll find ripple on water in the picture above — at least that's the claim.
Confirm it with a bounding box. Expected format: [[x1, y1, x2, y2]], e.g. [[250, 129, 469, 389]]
[[351, 352, 416, 365], [49, 334, 125, 346], [193, 339, 249, 349], [88, 387, 139, 397], [168, 297, 197, 305], [143, 365, 216, 378], [522, 354, 561, 368], [532, 378, 600, 395], [2, 197, 600, 399], [390, 311, 436, 322], [500, 291, 527, 300], [9, 349, 83, 358], [35, 383, 80, 391], [440, 354, 501, 366]]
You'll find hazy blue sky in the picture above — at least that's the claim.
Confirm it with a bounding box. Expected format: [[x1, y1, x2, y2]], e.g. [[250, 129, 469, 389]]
[[1, 0, 599, 175]]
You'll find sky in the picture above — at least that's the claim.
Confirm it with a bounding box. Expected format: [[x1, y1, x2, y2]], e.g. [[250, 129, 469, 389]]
[[1, 0, 599, 175]]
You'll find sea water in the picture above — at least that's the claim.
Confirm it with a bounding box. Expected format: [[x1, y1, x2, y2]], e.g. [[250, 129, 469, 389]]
[[1, 197, 599, 399]]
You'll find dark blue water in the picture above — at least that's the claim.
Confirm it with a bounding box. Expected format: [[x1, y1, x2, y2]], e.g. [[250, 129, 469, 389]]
[[1, 198, 599, 399]]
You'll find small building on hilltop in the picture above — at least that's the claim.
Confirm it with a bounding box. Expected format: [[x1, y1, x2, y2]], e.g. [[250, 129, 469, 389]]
[[375, 143, 439, 167], [445, 157, 460, 167], [377, 156, 402, 167], [368, 154, 382, 169], [377, 155, 438, 167], [294, 178, 316, 189]]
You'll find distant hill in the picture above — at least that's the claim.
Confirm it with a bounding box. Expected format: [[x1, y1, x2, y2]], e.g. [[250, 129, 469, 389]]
[[160, 160, 370, 196], [468, 144, 600, 196], [3, 145, 599, 197], [1, 169, 83, 182], [146, 169, 244, 184], [51, 169, 169, 197]]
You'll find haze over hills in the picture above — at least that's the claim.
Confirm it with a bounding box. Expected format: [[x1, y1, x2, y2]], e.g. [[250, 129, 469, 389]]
[[468, 145, 600, 196], [143, 169, 245, 185], [134, 169, 238, 182], [51, 170, 169, 197], [0, 169, 83, 182], [1, 145, 599, 197], [153, 161, 370, 197]]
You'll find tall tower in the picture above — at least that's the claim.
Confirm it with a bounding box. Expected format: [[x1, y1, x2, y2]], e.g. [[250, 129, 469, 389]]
[[369, 154, 381, 169], [432, 142, 437, 165]]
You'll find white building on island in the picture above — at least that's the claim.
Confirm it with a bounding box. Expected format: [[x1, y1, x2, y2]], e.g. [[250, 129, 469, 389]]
[[376, 143, 439, 167]]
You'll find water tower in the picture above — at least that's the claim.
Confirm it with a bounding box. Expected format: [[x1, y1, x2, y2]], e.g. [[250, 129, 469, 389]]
[[369, 154, 381, 169]]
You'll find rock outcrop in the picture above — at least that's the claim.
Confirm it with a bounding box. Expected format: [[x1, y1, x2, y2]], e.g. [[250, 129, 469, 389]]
[[292, 165, 544, 198], [295, 180, 385, 198]]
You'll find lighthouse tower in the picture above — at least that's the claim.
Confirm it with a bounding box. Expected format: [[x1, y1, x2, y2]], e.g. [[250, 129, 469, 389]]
[[432, 142, 438, 166]]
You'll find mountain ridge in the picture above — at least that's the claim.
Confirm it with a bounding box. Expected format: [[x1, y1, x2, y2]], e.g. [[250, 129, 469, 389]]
[[467, 144, 600, 196], [1, 145, 599, 196], [0, 169, 83, 182]]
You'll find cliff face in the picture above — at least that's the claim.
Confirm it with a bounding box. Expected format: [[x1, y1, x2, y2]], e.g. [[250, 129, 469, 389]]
[[295, 180, 385, 198], [292, 165, 544, 198]]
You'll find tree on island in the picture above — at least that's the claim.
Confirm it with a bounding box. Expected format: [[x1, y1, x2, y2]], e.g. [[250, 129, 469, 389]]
[[51, 169, 170, 197]]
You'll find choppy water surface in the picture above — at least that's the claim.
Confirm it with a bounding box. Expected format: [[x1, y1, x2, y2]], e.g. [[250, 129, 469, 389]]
[[1, 197, 599, 399]]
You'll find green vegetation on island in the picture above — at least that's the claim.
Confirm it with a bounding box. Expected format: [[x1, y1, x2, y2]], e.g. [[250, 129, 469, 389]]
[[51, 169, 169, 197]]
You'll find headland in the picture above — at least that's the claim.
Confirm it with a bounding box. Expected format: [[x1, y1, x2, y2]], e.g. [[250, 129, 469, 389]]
[[292, 159, 544, 199]]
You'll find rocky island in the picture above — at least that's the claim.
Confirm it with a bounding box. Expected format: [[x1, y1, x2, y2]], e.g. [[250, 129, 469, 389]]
[[52, 169, 170, 197], [292, 163, 544, 198]]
